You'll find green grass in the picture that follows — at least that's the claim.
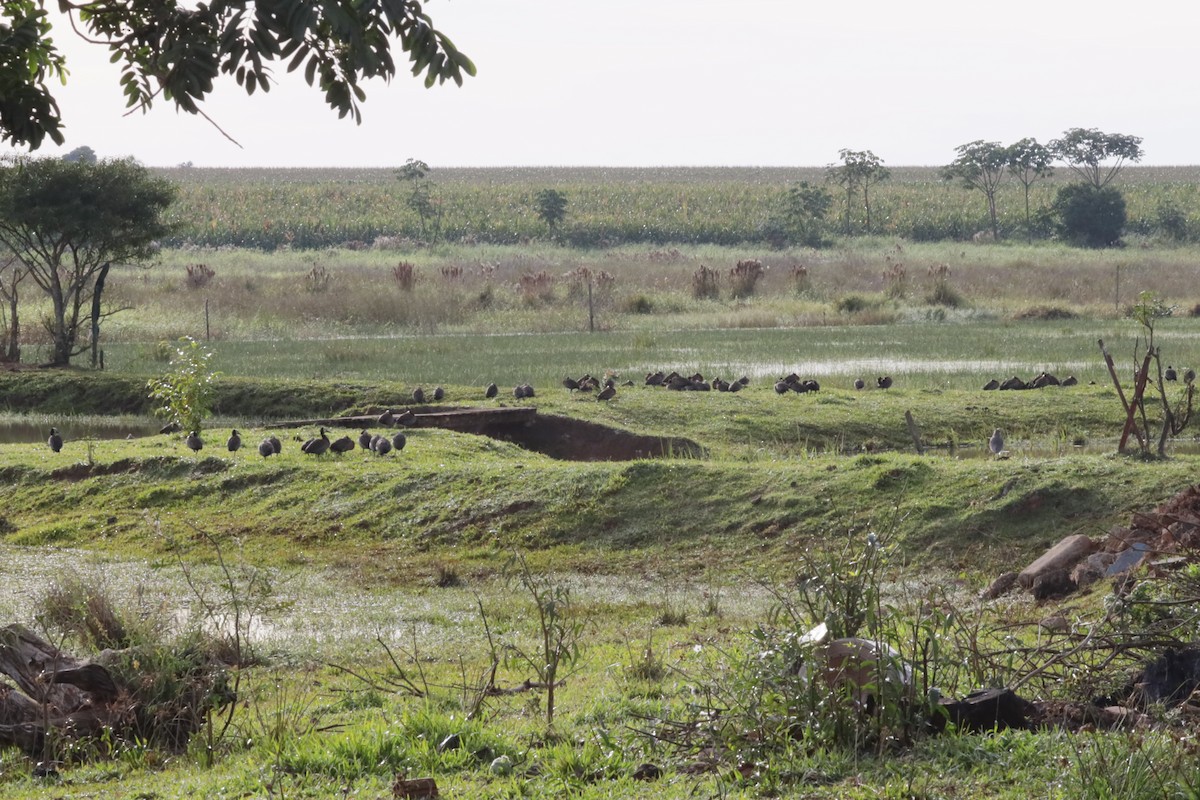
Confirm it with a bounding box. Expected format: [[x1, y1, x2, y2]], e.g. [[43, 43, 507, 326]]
[[2, 386, 1199, 797], [8, 225, 1200, 795]]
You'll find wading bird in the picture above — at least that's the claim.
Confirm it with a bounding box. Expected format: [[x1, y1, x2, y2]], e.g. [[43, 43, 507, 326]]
[[186, 431, 203, 453], [227, 429, 242, 452], [47, 427, 63, 452], [989, 428, 1004, 457]]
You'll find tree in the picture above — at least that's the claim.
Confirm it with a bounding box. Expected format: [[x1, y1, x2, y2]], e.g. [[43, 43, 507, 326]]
[[0, 0, 475, 150], [0, 252, 26, 362], [826, 149, 890, 234], [395, 158, 443, 242], [1055, 183, 1126, 247], [941, 140, 1008, 241], [1004, 138, 1055, 243], [62, 145, 97, 164], [1049, 127, 1144, 188], [0, 157, 175, 366], [533, 189, 568, 233], [766, 181, 832, 248]]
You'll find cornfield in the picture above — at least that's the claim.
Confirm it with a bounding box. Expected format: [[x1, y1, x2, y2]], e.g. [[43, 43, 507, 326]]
[[159, 166, 1200, 251]]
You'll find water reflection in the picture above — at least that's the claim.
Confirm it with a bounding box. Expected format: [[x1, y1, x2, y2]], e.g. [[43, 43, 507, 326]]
[[0, 418, 162, 444]]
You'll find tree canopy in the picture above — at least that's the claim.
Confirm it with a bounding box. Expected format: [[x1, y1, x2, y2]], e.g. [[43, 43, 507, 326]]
[[1005, 138, 1054, 242], [0, 0, 476, 151], [941, 140, 1008, 240], [1050, 127, 1144, 188], [0, 156, 176, 365], [826, 149, 890, 234]]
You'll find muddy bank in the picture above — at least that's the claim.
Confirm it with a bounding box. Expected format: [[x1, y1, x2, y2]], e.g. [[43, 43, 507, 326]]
[[282, 406, 706, 462]]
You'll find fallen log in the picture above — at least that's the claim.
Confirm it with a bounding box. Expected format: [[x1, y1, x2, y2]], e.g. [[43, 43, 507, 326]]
[[0, 623, 231, 760]]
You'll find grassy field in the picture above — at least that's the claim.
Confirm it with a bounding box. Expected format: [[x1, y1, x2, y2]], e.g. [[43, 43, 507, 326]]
[[12, 239, 1200, 384], [5, 170, 1200, 796], [2, 388, 1199, 798]]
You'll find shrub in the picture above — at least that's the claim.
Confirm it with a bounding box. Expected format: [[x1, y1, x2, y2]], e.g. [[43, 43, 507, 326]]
[[439, 265, 463, 282], [925, 264, 965, 307], [564, 266, 614, 303], [392, 261, 417, 292], [883, 258, 907, 299], [728, 258, 765, 299], [836, 294, 872, 313], [146, 336, 219, 433], [790, 264, 812, 295], [1055, 183, 1127, 247], [184, 263, 215, 289], [1012, 305, 1078, 321], [305, 264, 330, 293], [1156, 201, 1191, 241], [517, 270, 555, 305], [692, 265, 720, 300], [624, 294, 654, 314], [40, 575, 133, 650]]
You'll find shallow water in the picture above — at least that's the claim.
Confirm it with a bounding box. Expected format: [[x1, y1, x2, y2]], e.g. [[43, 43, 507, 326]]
[[0, 418, 163, 445]]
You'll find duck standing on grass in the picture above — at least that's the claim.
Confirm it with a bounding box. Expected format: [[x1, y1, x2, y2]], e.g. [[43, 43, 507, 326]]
[[185, 431, 203, 453], [47, 427, 63, 453], [301, 427, 331, 457]]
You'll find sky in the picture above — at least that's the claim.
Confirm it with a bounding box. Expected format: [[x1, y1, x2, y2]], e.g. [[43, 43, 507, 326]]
[[25, 0, 1200, 168]]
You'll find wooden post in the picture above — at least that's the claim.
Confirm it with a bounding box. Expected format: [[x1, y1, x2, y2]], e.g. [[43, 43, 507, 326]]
[[587, 278, 595, 333], [1098, 338, 1147, 453]]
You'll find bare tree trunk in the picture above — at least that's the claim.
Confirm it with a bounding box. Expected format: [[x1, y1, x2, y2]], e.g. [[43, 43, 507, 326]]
[[91, 262, 110, 369], [0, 273, 18, 362]]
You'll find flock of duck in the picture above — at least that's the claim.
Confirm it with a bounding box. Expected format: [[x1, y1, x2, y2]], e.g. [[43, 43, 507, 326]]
[[47, 365, 1175, 458], [981, 371, 1080, 391]]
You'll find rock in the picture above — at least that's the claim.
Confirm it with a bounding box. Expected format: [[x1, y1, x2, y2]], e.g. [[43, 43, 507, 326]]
[[1103, 525, 1154, 553], [1031, 568, 1075, 601], [1071, 552, 1115, 589], [980, 571, 1018, 600], [1018, 534, 1095, 589], [1106, 542, 1151, 577]]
